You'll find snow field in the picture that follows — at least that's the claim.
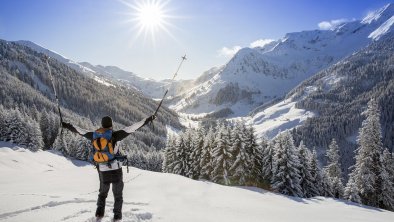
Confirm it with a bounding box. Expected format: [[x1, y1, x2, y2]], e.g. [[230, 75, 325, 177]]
[[0, 142, 393, 222]]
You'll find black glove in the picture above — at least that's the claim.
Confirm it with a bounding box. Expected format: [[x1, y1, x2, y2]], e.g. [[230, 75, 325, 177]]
[[145, 115, 156, 125], [61, 121, 72, 129]]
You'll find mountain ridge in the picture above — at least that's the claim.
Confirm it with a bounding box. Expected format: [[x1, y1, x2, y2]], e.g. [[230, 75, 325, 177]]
[[169, 3, 394, 118]]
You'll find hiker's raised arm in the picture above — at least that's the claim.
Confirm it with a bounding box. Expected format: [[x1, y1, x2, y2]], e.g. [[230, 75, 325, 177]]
[[124, 115, 156, 133], [113, 115, 156, 142], [61, 122, 93, 140]]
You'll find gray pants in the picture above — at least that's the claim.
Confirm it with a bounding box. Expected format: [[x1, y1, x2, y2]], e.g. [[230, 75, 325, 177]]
[[97, 168, 124, 217]]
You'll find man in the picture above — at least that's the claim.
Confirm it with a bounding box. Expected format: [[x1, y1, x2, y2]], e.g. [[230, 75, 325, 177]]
[[62, 115, 155, 221]]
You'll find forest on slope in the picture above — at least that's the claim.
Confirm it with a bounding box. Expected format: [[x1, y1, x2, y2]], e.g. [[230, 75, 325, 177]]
[[287, 34, 394, 174], [0, 39, 182, 170]]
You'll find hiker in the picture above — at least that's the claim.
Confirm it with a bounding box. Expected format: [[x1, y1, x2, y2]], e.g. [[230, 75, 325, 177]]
[[62, 115, 156, 221]]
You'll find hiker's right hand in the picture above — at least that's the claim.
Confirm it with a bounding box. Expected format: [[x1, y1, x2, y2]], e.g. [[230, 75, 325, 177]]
[[61, 122, 71, 128], [145, 115, 156, 124], [147, 115, 156, 123]]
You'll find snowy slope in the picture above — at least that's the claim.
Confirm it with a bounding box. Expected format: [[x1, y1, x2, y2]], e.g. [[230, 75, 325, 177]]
[[1, 142, 394, 222], [248, 93, 317, 139], [16, 41, 96, 77], [170, 3, 394, 117]]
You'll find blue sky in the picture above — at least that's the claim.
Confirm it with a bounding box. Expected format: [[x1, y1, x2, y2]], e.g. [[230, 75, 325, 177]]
[[0, 0, 390, 80]]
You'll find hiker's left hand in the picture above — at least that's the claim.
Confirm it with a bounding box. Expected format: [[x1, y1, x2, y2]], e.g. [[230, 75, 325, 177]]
[[148, 115, 156, 122]]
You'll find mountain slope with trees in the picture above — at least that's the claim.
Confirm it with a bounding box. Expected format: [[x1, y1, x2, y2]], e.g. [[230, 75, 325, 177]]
[[0, 39, 182, 170], [285, 33, 394, 175]]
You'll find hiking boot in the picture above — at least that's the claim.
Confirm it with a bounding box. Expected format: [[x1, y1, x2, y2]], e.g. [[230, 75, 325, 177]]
[[113, 213, 122, 221], [95, 207, 104, 218]]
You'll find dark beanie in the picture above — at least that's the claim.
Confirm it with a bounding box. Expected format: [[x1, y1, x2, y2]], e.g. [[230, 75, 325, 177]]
[[101, 116, 113, 128]]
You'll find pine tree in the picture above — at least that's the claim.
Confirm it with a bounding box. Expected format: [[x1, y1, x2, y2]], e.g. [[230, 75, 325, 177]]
[[344, 171, 362, 204], [211, 123, 232, 185], [0, 105, 6, 139], [172, 134, 188, 177], [229, 122, 249, 185], [324, 139, 344, 198], [247, 125, 263, 186], [26, 118, 43, 151], [7, 108, 24, 144], [40, 111, 51, 150], [52, 130, 69, 156], [190, 127, 204, 179], [321, 169, 334, 197], [309, 148, 322, 197], [377, 148, 394, 210], [163, 135, 176, 173], [183, 129, 194, 178], [271, 131, 303, 197], [199, 127, 214, 180], [298, 141, 315, 198], [346, 99, 384, 206], [261, 137, 273, 182]]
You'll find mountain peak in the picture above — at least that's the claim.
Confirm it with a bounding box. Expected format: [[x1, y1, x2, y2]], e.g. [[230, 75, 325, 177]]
[[362, 3, 394, 24]]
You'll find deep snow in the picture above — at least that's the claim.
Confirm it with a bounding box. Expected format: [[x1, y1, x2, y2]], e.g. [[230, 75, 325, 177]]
[[0, 142, 393, 222]]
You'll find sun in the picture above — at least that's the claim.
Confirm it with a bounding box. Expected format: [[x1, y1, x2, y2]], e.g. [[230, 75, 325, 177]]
[[122, 0, 175, 44], [137, 2, 164, 30]]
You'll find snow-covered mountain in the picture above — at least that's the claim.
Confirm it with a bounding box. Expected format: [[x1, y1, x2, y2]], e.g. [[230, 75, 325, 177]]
[[170, 3, 394, 117], [15, 40, 191, 99], [16, 40, 98, 77], [1, 142, 393, 222], [248, 31, 394, 178]]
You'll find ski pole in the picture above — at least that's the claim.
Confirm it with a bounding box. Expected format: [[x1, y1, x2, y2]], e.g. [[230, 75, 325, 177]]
[[45, 56, 64, 134], [153, 55, 187, 117]]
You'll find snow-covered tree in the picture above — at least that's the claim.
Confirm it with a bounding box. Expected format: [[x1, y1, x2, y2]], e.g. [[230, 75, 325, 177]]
[[344, 171, 362, 204], [26, 118, 43, 151], [346, 99, 384, 206], [229, 122, 250, 185], [308, 148, 323, 197], [271, 131, 303, 197], [190, 127, 205, 179], [320, 169, 334, 197], [172, 133, 189, 177], [40, 111, 51, 150], [324, 139, 344, 198], [0, 105, 7, 139], [211, 123, 232, 185], [247, 125, 263, 186], [162, 136, 176, 173], [261, 137, 273, 182], [377, 148, 394, 210], [199, 127, 215, 180], [297, 141, 315, 198], [183, 129, 194, 178]]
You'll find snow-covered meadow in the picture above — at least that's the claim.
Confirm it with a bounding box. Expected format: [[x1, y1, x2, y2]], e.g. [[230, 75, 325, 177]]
[[0, 142, 393, 222]]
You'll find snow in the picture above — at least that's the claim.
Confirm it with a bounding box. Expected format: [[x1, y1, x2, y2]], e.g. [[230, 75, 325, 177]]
[[362, 3, 394, 24], [167, 4, 394, 118], [92, 76, 116, 88], [249, 96, 316, 139], [1, 142, 393, 222], [15, 41, 95, 76], [369, 15, 394, 40]]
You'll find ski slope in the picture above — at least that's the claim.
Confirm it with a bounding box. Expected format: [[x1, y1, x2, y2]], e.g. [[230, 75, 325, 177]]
[[0, 142, 393, 222]]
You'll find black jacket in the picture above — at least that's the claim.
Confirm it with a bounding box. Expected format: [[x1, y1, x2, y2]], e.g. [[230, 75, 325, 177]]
[[62, 115, 155, 147]]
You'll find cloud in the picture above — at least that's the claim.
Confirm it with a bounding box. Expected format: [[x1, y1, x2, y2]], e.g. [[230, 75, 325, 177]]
[[250, 39, 275, 48], [218, 38, 276, 58], [318, 18, 349, 30], [218, 45, 242, 57]]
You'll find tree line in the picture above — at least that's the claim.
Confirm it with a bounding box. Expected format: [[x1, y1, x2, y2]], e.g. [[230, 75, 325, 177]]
[[163, 99, 394, 211]]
